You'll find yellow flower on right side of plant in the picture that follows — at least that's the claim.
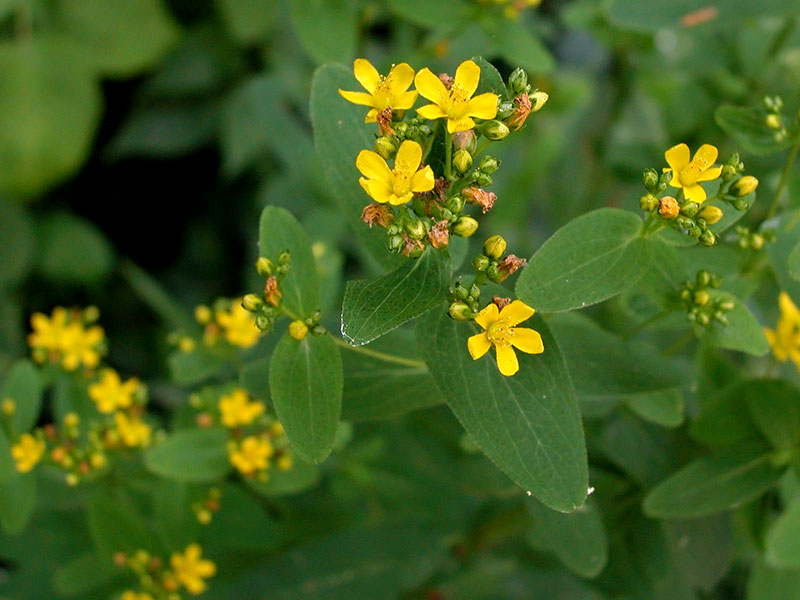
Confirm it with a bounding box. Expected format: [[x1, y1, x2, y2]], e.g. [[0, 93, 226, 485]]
[[764, 291, 800, 369], [663, 143, 723, 203], [467, 300, 543, 376]]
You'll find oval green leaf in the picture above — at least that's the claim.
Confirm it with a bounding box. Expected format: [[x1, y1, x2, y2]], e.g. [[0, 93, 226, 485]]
[[144, 427, 231, 482], [1, 359, 43, 434], [765, 495, 800, 569], [697, 291, 769, 356]]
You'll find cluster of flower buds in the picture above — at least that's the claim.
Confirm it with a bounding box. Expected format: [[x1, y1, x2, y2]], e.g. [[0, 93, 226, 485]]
[[243, 253, 292, 332], [192, 487, 221, 525], [763, 95, 790, 143], [499, 67, 549, 132], [735, 225, 774, 251], [37, 413, 112, 486], [679, 270, 734, 327]]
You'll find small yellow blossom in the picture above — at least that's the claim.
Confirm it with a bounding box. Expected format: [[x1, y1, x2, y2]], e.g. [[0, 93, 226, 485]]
[[114, 412, 152, 448], [89, 369, 140, 414], [356, 140, 434, 206], [60, 322, 105, 371], [27, 307, 69, 355], [338, 59, 418, 123], [11, 433, 45, 473], [467, 300, 544, 376], [215, 300, 260, 348], [170, 544, 216, 595], [414, 60, 499, 133], [228, 435, 273, 476], [218, 388, 264, 428], [664, 143, 723, 203], [288, 320, 309, 340], [765, 292, 800, 369], [121, 591, 154, 600], [178, 337, 196, 353]]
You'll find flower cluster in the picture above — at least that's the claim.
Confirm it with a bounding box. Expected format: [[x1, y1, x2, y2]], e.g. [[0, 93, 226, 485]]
[[115, 544, 216, 599], [678, 270, 734, 327], [765, 292, 800, 370], [27, 306, 106, 371], [639, 143, 758, 246]]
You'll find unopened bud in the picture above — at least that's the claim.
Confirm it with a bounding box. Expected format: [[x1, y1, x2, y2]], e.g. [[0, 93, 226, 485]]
[[475, 173, 493, 187], [256, 257, 274, 278], [751, 233, 765, 251], [387, 234, 404, 252], [680, 201, 700, 217], [765, 113, 781, 130], [658, 196, 679, 219], [277, 251, 291, 266], [453, 216, 479, 237], [242, 294, 263, 312], [404, 219, 427, 240], [733, 198, 750, 211], [721, 164, 737, 181], [374, 136, 396, 160], [496, 101, 515, 119], [477, 156, 500, 174], [486, 264, 502, 283], [733, 175, 758, 196], [255, 314, 270, 331], [530, 91, 549, 112], [699, 229, 717, 246], [446, 194, 465, 214], [508, 67, 529, 95], [696, 270, 712, 287], [453, 129, 477, 153], [469, 284, 481, 299], [697, 312, 711, 326], [311, 324, 327, 337], [640, 193, 659, 212], [472, 254, 490, 272], [642, 169, 659, 191], [480, 120, 510, 141], [454, 281, 469, 300], [288, 320, 308, 341], [676, 216, 694, 230], [449, 302, 472, 321], [697, 205, 723, 225], [453, 149, 473, 175], [483, 235, 507, 259], [694, 290, 710, 306], [718, 300, 736, 311]]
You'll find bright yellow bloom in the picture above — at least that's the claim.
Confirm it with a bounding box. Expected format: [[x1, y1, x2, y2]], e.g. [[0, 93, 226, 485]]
[[114, 412, 152, 448], [89, 369, 140, 414], [215, 300, 260, 348], [356, 140, 434, 206], [664, 143, 723, 203], [11, 433, 45, 473], [467, 300, 544, 376], [27, 307, 69, 354], [764, 292, 800, 369], [170, 544, 216, 595], [218, 388, 264, 428], [60, 322, 104, 371], [228, 435, 273, 476], [338, 59, 418, 123], [414, 60, 499, 133]]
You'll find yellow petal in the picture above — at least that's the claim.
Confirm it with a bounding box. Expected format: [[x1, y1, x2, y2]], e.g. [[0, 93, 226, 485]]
[[447, 116, 475, 133], [417, 104, 448, 120], [683, 184, 707, 203], [474, 303, 499, 330], [499, 300, 535, 326], [665, 143, 690, 172], [359, 178, 392, 203], [468, 333, 492, 359], [669, 172, 681, 188], [356, 150, 392, 182], [414, 68, 447, 104], [410, 165, 435, 193], [338, 89, 375, 107], [389, 191, 414, 205], [464, 93, 498, 120], [353, 58, 380, 93], [510, 327, 544, 354], [692, 144, 718, 168], [454, 60, 481, 97], [495, 344, 519, 376], [395, 90, 418, 110], [388, 62, 415, 94], [779, 292, 800, 320], [395, 140, 422, 171], [364, 108, 379, 123], [696, 165, 722, 183]]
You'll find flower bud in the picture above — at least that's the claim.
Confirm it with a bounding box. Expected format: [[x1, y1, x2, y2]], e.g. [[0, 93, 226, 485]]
[[699, 229, 717, 246], [449, 302, 472, 321], [486, 264, 502, 283], [676, 216, 694, 230], [751, 233, 765, 251], [733, 198, 750, 211], [697, 312, 711, 326], [726, 152, 740, 168], [697, 205, 723, 225], [472, 254, 490, 272], [480, 120, 510, 141], [658, 196, 679, 219], [255, 257, 274, 278], [374, 136, 396, 160], [508, 67, 529, 95], [469, 284, 481, 299], [530, 91, 549, 112], [241, 294, 263, 312], [639, 193, 659, 212], [454, 281, 469, 300], [718, 300, 735, 312], [477, 155, 500, 174], [693, 290, 710, 306], [452, 216, 479, 237], [642, 169, 659, 191], [483, 235, 507, 259], [689, 225, 702, 238], [680, 201, 700, 218], [453, 149, 473, 175], [453, 129, 477, 153], [475, 173, 493, 187], [446, 194, 465, 214], [255, 314, 270, 331], [387, 234, 404, 252], [765, 113, 781, 130], [696, 270, 712, 287], [497, 101, 515, 119], [278, 251, 291, 266], [288, 320, 309, 340], [405, 219, 427, 240], [733, 175, 758, 196]]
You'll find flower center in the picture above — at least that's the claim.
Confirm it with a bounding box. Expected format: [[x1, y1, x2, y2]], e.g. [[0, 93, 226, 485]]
[[447, 84, 471, 118], [373, 75, 393, 109], [392, 162, 412, 195], [486, 320, 512, 346], [679, 157, 709, 187]]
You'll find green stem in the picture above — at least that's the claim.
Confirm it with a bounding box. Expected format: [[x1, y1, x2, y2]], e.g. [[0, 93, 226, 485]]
[[767, 16, 797, 60], [445, 131, 453, 181], [766, 136, 800, 220], [623, 309, 673, 340], [662, 330, 694, 357], [332, 337, 427, 369]]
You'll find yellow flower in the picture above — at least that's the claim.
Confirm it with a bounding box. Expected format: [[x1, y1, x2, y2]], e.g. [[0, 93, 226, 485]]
[[228, 435, 273, 476], [11, 433, 45, 473], [89, 369, 140, 414], [27, 307, 69, 354], [121, 592, 154, 600], [338, 59, 418, 123], [215, 300, 260, 348], [467, 300, 544, 376], [114, 412, 152, 448], [764, 292, 800, 369], [60, 322, 105, 371], [663, 143, 723, 203], [218, 388, 264, 428], [170, 544, 216, 595], [356, 140, 434, 206], [414, 60, 499, 133]]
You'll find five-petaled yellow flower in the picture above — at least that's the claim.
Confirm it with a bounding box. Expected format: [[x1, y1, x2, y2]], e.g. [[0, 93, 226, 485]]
[[468, 300, 544, 376], [89, 369, 140, 414], [218, 388, 264, 428], [414, 60, 498, 133], [11, 433, 45, 473], [215, 300, 260, 349], [338, 59, 418, 123], [228, 435, 273, 476], [764, 292, 800, 369], [170, 544, 216, 595], [356, 140, 434, 205], [664, 143, 723, 203], [114, 412, 152, 448]]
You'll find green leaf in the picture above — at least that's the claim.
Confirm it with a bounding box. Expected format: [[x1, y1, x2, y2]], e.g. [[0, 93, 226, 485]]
[[625, 389, 685, 428], [0, 199, 35, 288], [215, 0, 277, 43], [205, 483, 285, 552], [471, 56, 506, 97], [52, 552, 119, 596], [144, 427, 232, 482], [259, 205, 320, 319], [715, 105, 794, 155], [0, 38, 100, 198], [747, 562, 800, 600], [1, 359, 43, 434], [151, 480, 200, 549], [247, 457, 320, 497], [789, 240, 800, 282], [663, 514, 733, 592], [54, 0, 179, 76], [526, 499, 608, 578], [167, 348, 224, 386], [310, 63, 403, 271], [765, 495, 800, 569], [341, 248, 450, 346], [38, 213, 115, 284], [0, 469, 36, 533], [691, 380, 763, 447], [516, 208, 652, 313], [289, 0, 357, 65], [0, 427, 14, 483], [744, 379, 800, 450], [483, 18, 554, 74], [643, 443, 785, 518], [697, 290, 769, 356], [269, 332, 342, 463], [416, 308, 588, 512], [386, 0, 472, 27], [87, 492, 158, 557]]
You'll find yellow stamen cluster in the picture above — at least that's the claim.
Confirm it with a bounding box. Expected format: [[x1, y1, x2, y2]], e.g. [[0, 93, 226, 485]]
[[27, 307, 105, 371], [467, 300, 544, 376]]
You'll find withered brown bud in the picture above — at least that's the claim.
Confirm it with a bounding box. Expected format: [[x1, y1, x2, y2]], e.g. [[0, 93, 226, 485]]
[[264, 276, 283, 307], [463, 186, 496, 214], [507, 93, 532, 131], [428, 220, 450, 249], [492, 296, 512, 310], [453, 129, 477, 152], [401, 234, 425, 258], [361, 203, 394, 228], [497, 254, 527, 281], [376, 107, 395, 136], [434, 177, 450, 203], [439, 73, 454, 89], [658, 196, 679, 219]]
